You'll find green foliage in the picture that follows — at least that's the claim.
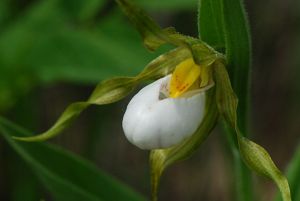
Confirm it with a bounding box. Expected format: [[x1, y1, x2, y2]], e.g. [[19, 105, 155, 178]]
[[199, 0, 251, 133], [0, 0, 164, 111], [198, 0, 253, 200], [0, 0, 203, 112], [220, 0, 252, 133], [200, 1, 291, 201], [198, 0, 225, 50], [0, 117, 146, 201], [13, 0, 221, 144], [138, 0, 197, 11]]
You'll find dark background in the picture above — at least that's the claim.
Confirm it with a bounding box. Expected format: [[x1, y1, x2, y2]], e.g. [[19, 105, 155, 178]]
[[0, 0, 299, 200]]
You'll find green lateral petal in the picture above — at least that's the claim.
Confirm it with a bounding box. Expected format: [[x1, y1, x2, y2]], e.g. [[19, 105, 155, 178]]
[[150, 89, 218, 201], [88, 77, 138, 105], [213, 61, 291, 201], [12, 47, 191, 142], [238, 137, 291, 201], [213, 61, 238, 129], [13, 102, 89, 142]]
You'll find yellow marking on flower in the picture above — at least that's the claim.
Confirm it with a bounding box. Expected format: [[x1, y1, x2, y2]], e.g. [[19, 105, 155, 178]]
[[170, 58, 201, 98]]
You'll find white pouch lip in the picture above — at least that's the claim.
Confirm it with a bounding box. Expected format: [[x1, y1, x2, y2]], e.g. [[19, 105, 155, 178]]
[[122, 74, 207, 150]]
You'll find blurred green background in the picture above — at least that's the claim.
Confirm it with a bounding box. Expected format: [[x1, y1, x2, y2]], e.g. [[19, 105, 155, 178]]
[[0, 0, 299, 200]]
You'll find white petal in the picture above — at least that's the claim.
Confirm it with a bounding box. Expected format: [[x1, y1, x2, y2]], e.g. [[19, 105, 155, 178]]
[[122, 75, 206, 150]]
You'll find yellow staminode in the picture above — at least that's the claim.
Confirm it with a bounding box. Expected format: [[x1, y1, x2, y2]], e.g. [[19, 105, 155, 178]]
[[170, 58, 201, 98]]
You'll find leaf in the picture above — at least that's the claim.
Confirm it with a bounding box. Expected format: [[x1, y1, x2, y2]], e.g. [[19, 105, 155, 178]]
[[0, 0, 10, 27], [199, 0, 251, 133], [0, 0, 160, 112], [0, 116, 146, 201], [221, 0, 252, 132], [9, 156, 41, 201], [198, 0, 225, 50], [213, 61, 291, 201], [138, 0, 197, 11], [59, 0, 106, 21], [150, 89, 218, 201], [199, 0, 252, 200], [0, 3, 156, 84], [13, 47, 192, 142]]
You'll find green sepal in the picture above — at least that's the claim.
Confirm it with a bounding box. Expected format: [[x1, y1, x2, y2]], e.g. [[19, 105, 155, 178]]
[[213, 60, 238, 129], [116, 0, 177, 51], [116, 0, 224, 67], [150, 89, 218, 201], [12, 47, 192, 142], [213, 61, 291, 201]]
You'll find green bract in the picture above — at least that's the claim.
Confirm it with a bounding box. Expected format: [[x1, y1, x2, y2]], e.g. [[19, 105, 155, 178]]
[[12, 0, 291, 201]]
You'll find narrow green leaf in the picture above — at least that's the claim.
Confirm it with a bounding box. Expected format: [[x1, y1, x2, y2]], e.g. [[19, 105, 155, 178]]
[[0, 117, 146, 201], [199, 0, 251, 136], [198, 0, 225, 50], [150, 89, 218, 201], [59, 0, 106, 21], [199, 0, 252, 200], [221, 0, 252, 133], [139, 0, 197, 11]]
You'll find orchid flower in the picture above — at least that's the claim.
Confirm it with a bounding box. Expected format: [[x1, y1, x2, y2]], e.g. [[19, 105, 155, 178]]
[[122, 58, 212, 149], [13, 1, 291, 201]]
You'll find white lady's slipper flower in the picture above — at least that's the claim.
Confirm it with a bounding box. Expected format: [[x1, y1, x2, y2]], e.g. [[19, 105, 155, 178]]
[[122, 58, 210, 150]]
